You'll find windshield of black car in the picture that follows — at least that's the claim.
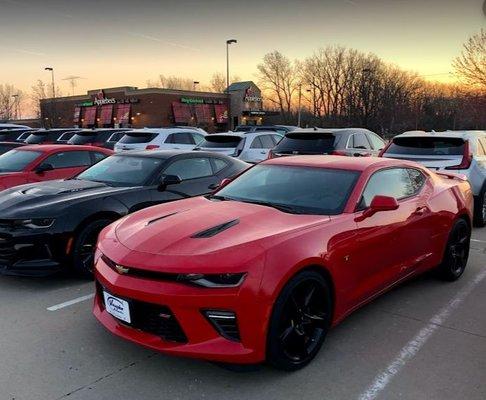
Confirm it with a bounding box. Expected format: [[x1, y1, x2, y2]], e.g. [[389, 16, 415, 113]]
[[198, 135, 242, 148], [273, 133, 338, 154], [25, 133, 49, 144], [69, 132, 96, 144], [386, 136, 465, 156], [76, 155, 165, 186], [57, 132, 76, 141], [215, 164, 360, 215], [0, 150, 42, 172]]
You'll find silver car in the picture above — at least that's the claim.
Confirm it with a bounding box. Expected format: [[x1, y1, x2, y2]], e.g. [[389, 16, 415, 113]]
[[382, 130, 486, 226]]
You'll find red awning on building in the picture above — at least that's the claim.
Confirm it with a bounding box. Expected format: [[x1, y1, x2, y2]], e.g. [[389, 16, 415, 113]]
[[100, 105, 114, 125], [172, 102, 192, 123], [195, 104, 213, 123], [116, 104, 131, 125], [214, 104, 228, 124], [83, 106, 97, 127]]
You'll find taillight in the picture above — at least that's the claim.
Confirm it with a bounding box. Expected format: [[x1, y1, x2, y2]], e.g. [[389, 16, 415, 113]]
[[146, 145, 160, 150], [378, 141, 392, 157], [445, 140, 472, 170], [331, 150, 347, 156]]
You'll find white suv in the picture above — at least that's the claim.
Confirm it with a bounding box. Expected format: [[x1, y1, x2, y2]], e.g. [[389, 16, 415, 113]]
[[381, 130, 486, 226], [195, 131, 283, 163], [114, 127, 206, 152]]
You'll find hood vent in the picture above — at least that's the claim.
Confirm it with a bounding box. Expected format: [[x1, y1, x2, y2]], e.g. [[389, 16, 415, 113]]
[[146, 211, 181, 226], [191, 219, 239, 239]]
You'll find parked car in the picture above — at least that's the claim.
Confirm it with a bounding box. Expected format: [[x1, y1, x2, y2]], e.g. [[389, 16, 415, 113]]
[[56, 130, 80, 144], [0, 123, 31, 131], [24, 128, 81, 144], [67, 129, 132, 148], [0, 150, 249, 277], [93, 156, 472, 370], [0, 141, 25, 155], [195, 131, 283, 163], [0, 145, 112, 191], [114, 128, 206, 152], [380, 130, 486, 226], [233, 125, 297, 134], [0, 129, 33, 142], [268, 128, 386, 159]]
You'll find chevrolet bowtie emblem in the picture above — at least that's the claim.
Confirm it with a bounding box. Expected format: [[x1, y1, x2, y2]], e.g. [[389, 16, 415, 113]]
[[115, 265, 129, 274]]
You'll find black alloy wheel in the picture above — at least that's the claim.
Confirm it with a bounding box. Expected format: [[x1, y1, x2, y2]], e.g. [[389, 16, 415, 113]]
[[267, 270, 332, 371], [438, 219, 470, 281], [72, 219, 113, 278]]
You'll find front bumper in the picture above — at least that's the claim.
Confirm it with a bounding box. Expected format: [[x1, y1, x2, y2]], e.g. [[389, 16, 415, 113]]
[[0, 230, 69, 276], [93, 256, 271, 364]]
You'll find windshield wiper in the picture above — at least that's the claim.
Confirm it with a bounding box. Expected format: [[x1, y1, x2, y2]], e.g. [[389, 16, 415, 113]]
[[238, 199, 304, 214]]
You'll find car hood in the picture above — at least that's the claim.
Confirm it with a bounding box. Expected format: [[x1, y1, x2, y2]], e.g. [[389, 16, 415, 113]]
[[0, 179, 138, 218], [114, 196, 329, 256]]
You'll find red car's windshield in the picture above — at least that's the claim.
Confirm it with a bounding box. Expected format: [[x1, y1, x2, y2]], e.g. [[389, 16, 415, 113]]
[[0, 149, 42, 172], [216, 164, 360, 215]]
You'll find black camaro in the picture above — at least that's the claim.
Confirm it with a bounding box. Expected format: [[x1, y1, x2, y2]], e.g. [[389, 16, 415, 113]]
[[0, 150, 249, 277]]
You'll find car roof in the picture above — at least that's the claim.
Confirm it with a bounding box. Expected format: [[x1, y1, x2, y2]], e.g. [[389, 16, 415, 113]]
[[264, 155, 417, 172], [113, 149, 232, 159], [286, 127, 374, 135], [19, 144, 112, 153], [396, 130, 486, 139]]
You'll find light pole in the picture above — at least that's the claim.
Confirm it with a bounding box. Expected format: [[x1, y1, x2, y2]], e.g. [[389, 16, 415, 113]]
[[226, 39, 237, 90], [45, 67, 56, 127], [193, 81, 200, 91], [11, 94, 20, 120], [297, 84, 302, 127]]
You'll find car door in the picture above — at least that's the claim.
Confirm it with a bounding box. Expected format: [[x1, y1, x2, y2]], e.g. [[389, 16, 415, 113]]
[[28, 150, 92, 183], [347, 133, 373, 157], [349, 167, 430, 306], [150, 156, 218, 203]]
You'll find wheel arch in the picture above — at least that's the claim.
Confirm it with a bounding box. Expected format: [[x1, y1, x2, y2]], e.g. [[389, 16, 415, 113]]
[[72, 211, 123, 239]]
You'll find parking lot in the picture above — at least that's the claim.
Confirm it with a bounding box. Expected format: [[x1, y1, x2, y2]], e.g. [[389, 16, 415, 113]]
[[0, 229, 483, 400]]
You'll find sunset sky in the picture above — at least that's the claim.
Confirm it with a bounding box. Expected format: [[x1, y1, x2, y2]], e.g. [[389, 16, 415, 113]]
[[0, 0, 485, 98]]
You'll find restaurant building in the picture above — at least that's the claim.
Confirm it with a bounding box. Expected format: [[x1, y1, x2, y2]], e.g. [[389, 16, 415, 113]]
[[40, 81, 267, 132]]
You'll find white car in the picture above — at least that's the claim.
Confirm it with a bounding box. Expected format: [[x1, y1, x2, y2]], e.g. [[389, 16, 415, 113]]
[[114, 127, 207, 152], [381, 130, 486, 226], [195, 131, 283, 163]]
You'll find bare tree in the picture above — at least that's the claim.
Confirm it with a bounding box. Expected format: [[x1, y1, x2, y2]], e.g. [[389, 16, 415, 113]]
[[453, 29, 486, 89], [0, 84, 23, 120], [257, 51, 298, 121], [210, 73, 227, 93]]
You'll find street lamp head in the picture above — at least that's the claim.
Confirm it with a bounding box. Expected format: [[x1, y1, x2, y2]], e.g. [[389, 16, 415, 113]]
[[193, 81, 200, 85], [45, 67, 53, 71], [226, 39, 237, 45]]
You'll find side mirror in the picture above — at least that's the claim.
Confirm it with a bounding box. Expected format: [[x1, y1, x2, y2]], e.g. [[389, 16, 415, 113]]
[[355, 195, 399, 222], [34, 163, 54, 174], [158, 174, 182, 191], [219, 178, 232, 188]]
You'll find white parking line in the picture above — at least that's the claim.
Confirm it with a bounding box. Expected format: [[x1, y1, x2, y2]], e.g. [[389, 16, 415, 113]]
[[47, 293, 95, 311], [471, 238, 486, 243], [358, 267, 486, 400]]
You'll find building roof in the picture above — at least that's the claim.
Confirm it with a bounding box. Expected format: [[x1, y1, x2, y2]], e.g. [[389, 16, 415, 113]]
[[226, 81, 255, 92]]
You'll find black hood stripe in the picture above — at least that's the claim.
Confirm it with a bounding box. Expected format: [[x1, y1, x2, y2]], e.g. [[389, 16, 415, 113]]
[[191, 219, 240, 238], [146, 211, 182, 225]]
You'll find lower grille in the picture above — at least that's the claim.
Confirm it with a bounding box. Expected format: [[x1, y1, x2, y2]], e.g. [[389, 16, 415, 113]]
[[98, 283, 187, 343]]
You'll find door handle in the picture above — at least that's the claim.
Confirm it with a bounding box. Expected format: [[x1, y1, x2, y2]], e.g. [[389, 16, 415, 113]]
[[260, 151, 266, 154], [413, 206, 427, 216]]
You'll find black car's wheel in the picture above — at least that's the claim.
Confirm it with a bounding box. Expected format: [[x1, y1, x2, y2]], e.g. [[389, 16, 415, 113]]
[[473, 189, 486, 227], [72, 219, 113, 278], [266, 270, 332, 371], [437, 219, 470, 281]]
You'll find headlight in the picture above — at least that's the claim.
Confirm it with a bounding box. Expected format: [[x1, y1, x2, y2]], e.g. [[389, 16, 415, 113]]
[[14, 218, 55, 229], [176, 273, 246, 288]]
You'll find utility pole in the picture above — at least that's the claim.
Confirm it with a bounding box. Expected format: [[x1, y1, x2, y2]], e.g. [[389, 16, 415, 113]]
[[45, 67, 56, 127], [297, 84, 302, 127], [226, 39, 237, 130]]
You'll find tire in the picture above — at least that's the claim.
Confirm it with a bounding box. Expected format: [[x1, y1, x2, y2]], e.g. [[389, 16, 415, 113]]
[[437, 219, 470, 281], [266, 270, 332, 371], [473, 189, 486, 227], [72, 219, 113, 278]]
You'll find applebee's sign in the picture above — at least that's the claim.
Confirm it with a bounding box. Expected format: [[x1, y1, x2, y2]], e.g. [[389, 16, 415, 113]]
[[244, 87, 262, 103], [93, 90, 116, 106]]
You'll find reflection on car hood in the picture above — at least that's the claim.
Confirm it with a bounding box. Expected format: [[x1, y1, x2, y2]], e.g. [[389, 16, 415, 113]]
[[0, 179, 138, 218], [115, 196, 329, 256]]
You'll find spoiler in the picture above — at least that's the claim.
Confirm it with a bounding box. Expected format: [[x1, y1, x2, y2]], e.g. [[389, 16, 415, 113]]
[[435, 171, 468, 181]]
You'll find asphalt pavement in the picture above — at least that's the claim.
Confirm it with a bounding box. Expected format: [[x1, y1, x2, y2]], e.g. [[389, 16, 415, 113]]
[[1, 229, 485, 400]]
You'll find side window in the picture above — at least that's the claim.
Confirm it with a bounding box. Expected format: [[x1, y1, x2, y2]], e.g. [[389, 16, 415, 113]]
[[163, 157, 213, 180], [165, 133, 175, 144], [360, 168, 413, 209], [352, 133, 371, 149], [212, 158, 229, 173], [367, 133, 386, 150], [43, 151, 91, 169], [172, 132, 195, 145], [259, 135, 276, 149], [250, 137, 263, 149], [407, 168, 426, 194], [272, 134, 283, 145], [91, 152, 108, 164], [477, 138, 486, 156], [191, 132, 205, 145]]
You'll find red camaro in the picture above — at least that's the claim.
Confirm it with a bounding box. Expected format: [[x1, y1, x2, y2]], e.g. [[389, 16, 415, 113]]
[[0, 145, 113, 191], [93, 156, 473, 370]]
